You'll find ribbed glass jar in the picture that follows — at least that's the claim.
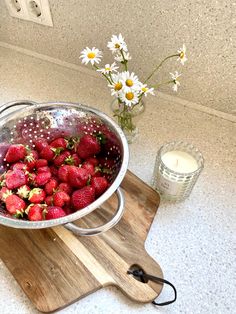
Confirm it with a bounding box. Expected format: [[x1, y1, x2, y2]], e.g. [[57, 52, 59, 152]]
[[152, 141, 204, 201]]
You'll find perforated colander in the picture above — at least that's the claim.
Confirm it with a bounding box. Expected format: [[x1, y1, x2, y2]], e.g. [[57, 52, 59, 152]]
[[0, 101, 129, 236]]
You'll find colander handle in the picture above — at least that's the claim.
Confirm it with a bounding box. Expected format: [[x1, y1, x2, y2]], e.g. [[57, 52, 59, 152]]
[[64, 188, 125, 236], [0, 100, 37, 115]]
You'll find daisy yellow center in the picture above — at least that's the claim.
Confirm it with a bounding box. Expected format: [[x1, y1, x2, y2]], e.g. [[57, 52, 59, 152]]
[[142, 87, 148, 92], [179, 51, 185, 59], [126, 79, 133, 87], [125, 92, 134, 100], [115, 43, 120, 48], [114, 82, 122, 91], [105, 67, 111, 71], [87, 52, 96, 59]]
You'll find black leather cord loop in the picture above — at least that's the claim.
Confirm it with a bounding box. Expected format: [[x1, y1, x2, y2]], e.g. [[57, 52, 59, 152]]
[[127, 269, 177, 306]]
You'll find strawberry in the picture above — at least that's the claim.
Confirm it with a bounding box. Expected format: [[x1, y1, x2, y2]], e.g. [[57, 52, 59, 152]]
[[17, 185, 30, 198], [34, 138, 48, 152], [11, 162, 28, 172], [45, 195, 54, 206], [91, 177, 108, 197], [85, 157, 99, 167], [0, 187, 12, 202], [49, 165, 58, 177], [28, 188, 46, 203], [44, 178, 58, 195], [77, 134, 101, 159], [58, 182, 73, 195], [35, 159, 48, 168], [5, 194, 26, 215], [53, 191, 70, 207], [50, 137, 67, 150], [58, 165, 71, 182], [68, 166, 89, 188], [27, 204, 45, 221], [64, 206, 74, 215], [35, 171, 52, 186], [37, 166, 51, 173], [5, 144, 26, 163], [54, 151, 71, 167], [5, 170, 27, 189], [45, 206, 66, 220], [64, 154, 81, 166], [24, 150, 38, 170], [72, 186, 95, 210], [27, 172, 36, 186], [82, 162, 95, 176], [39, 145, 55, 161]]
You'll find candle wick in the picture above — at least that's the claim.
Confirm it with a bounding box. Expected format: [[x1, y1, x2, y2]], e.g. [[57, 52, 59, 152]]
[[176, 159, 179, 167]]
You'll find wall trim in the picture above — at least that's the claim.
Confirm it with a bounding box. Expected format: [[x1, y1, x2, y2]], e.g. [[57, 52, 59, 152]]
[[0, 41, 235, 123]]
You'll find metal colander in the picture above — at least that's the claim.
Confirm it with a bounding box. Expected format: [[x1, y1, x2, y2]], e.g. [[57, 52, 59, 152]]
[[0, 101, 129, 236]]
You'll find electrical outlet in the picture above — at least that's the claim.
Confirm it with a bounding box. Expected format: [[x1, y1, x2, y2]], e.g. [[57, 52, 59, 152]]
[[4, 0, 53, 27], [25, 0, 53, 26], [4, 0, 28, 20]]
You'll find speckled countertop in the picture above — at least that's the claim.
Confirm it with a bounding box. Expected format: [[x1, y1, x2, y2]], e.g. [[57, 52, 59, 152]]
[[0, 46, 235, 314]]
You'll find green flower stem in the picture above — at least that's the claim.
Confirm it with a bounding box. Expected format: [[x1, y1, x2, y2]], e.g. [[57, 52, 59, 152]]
[[152, 80, 174, 89], [144, 53, 179, 83], [113, 104, 135, 132], [93, 64, 112, 84], [120, 49, 128, 71]]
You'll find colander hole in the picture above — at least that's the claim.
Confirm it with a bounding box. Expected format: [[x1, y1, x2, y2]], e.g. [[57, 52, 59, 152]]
[[14, 125, 16, 128], [29, 140, 32, 143], [30, 117, 34, 120], [24, 124, 27, 127], [3, 158, 6, 161], [85, 121, 88, 125], [34, 131, 37, 133], [34, 135, 37, 138], [40, 135, 44, 137], [46, 126, 49, 129], [30, 123, 33, 126], [29, 129, 32, 131], [47, 137, 50, 140], [25, 130, 28, 133], [19, 120, 21, 123], [40, 130, 43, 133], [42, 121, 45, 124]]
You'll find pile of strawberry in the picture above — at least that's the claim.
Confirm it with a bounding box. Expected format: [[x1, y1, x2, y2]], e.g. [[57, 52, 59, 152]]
[[0, 134, 112, 221]]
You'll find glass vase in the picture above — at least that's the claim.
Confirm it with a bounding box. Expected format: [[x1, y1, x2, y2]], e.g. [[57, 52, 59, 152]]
[[111, 100, 145, 144]]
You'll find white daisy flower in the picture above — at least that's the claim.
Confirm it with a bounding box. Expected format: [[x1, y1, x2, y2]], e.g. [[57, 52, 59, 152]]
[[120, 71, 141, 91], [97, 62, 119, 74], [177, 44, 187, 65], [108, 73, 124, 96], [170, 71, 181, 92], [114, 51, 132, 62], [140, 83, 155, 96], [119, 90, 139, 107], [107, 34, 128, 53], [80, 47, 102, 65]]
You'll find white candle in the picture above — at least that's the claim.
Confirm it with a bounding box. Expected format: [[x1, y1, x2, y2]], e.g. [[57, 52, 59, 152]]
[[161, 150, 199, 173]]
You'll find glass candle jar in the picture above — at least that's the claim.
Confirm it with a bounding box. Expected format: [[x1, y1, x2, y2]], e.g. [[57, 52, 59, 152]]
[[152, 141, 204, 201]]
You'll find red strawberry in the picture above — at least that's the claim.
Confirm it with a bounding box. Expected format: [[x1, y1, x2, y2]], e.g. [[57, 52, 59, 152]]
[[24, 150, 38, 170], [27, 204, 46, 221], [53, 191, 70, 207], [82, 162, 95, 176], [45, 195, 54, 206], [64, 153, 81, 166], [58, 165, 71, 182], [5, 144, 26, 163], [86, 157, 99, 167], [54, 151, 71, 167], [35, 171, 52, 186], [5, 194, 26, 215], [58, 182, 73, 195], [35, 159, 48, 168], [0, 187, 12, 202], [17, 185, 30, 199], [34, 138, 48, 152], [91, 176, 108, 197], [39, 145, 55, 161], [5, 170, 27, 189], [50, 137, 67, 150], [44, 178, 58, 195], [27, 172, 36, 186], [37, 166, 51, 173], [64, 206, 74, 215], [49, 165, 58, 177], [28, 188, 46, 203], [72, 186, 95, 210], [45, 206, 66, 220], [68, 166, 89, 188], [11, 162, 28, 172], [77, 134, 101, 159]]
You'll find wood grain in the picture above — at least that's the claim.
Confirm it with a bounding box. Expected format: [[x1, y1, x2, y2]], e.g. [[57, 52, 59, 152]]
[[0, 170, 162, 313]]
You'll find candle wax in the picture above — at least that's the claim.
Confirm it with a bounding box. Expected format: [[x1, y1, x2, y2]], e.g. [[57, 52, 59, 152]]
[[161, 150, 198, 173]]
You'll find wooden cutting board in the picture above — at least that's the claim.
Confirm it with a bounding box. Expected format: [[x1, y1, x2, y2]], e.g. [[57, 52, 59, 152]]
[[0, 170, 163, 313]]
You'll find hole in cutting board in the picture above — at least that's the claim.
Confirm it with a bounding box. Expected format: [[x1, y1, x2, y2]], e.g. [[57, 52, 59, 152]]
[[128, 264, 148, 283]]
